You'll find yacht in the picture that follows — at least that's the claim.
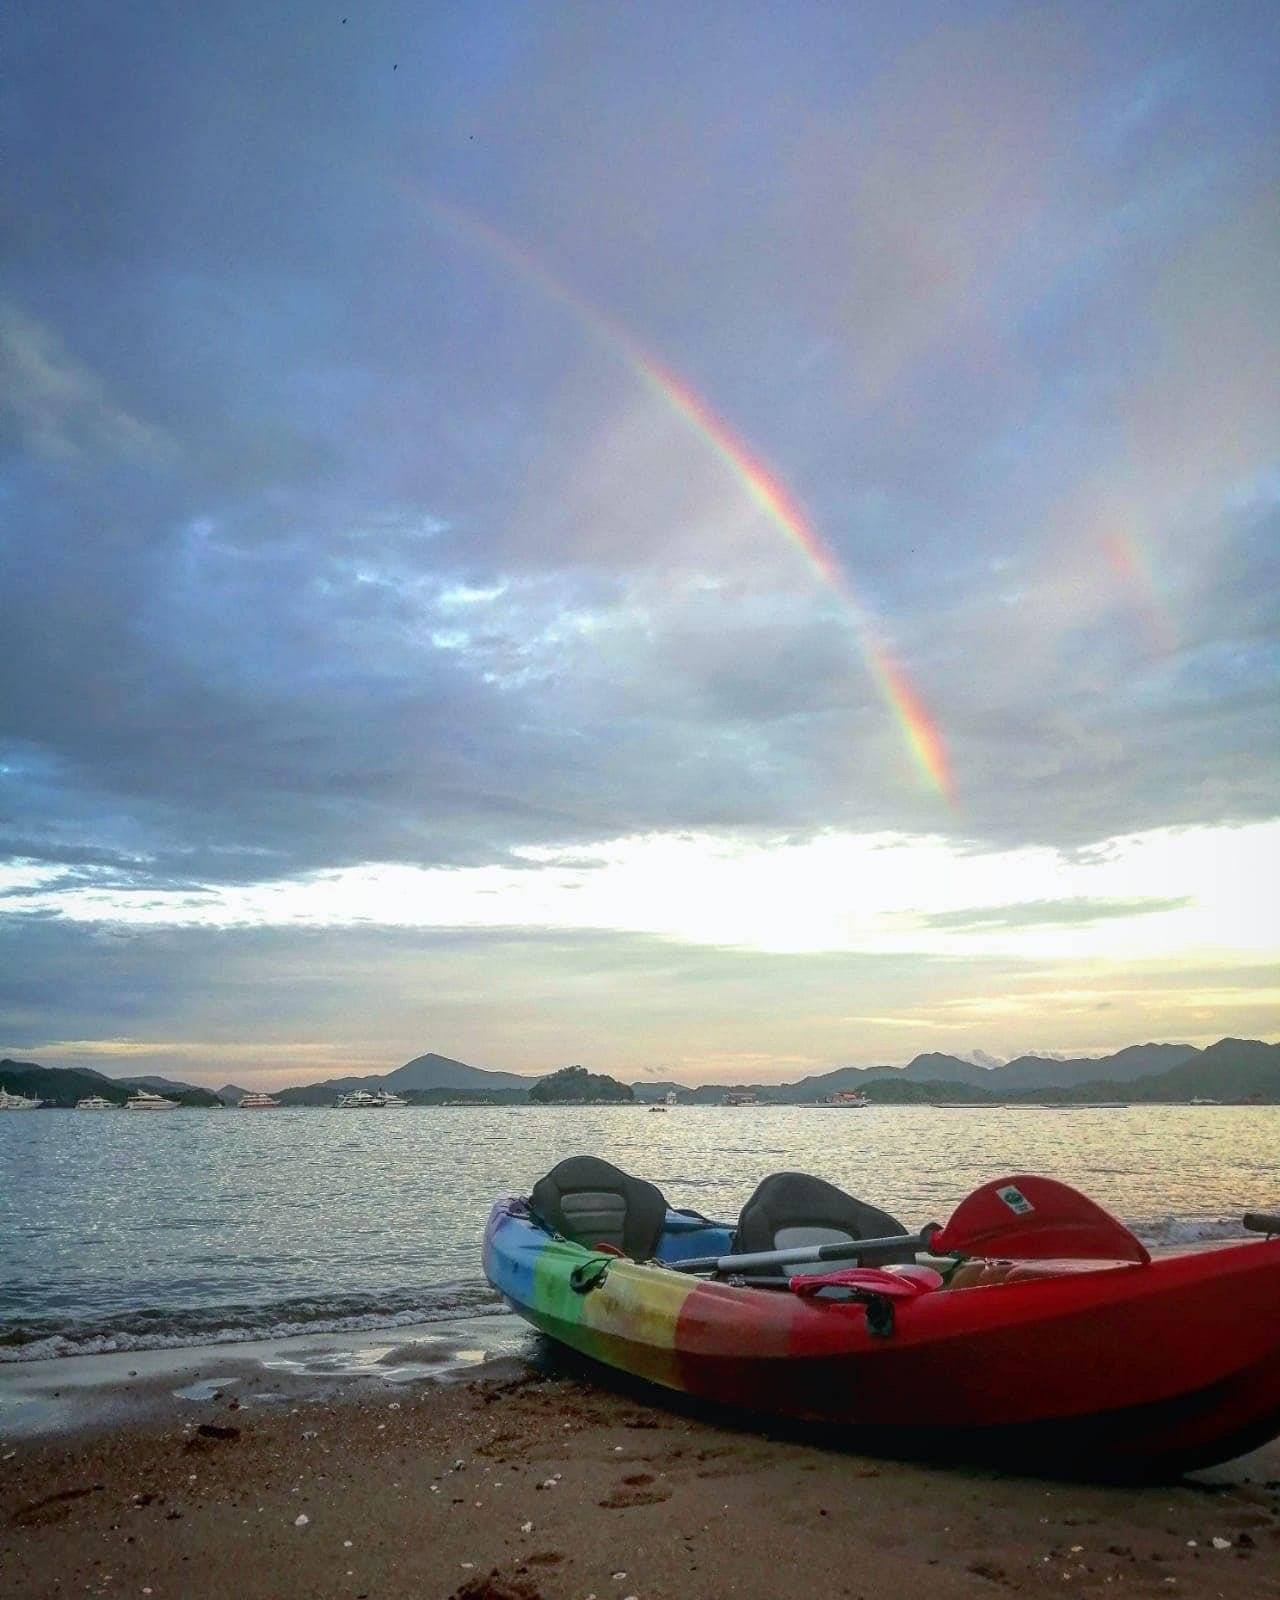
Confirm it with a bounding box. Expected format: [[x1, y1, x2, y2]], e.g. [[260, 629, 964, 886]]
[[336, 1089, 407, 1108], [124, 1089, 178, 1110], [0, 1087, 42, 1110], [238, 1092, 281, 1109], [75, 1095, 116, 1111], [722, 1091, 759, 1107]]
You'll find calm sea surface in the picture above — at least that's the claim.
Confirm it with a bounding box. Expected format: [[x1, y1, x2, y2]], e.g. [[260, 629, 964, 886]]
[[3, 1105, 1276, 1360]]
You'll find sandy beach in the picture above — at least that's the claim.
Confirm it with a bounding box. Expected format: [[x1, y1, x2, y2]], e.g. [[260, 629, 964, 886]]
[[5, 1319, 1279, 1600]]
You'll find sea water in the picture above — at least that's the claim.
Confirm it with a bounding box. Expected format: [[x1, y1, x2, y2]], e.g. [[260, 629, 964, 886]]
[[3, 1103, 1276, 1360]]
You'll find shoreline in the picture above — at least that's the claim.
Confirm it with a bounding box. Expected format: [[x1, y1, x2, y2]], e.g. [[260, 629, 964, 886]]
[[4, 1318, 1280, 1599], [0, 1313, 535, 1443]]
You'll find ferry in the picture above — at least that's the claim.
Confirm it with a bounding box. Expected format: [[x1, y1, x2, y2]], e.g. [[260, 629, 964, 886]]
[[819, 1090, 869, 1108], [0, 1087, 42, 1110], [238, 1092, 281, 1109], [124, 1089, 178, 1110], [75, 1095, 116, 1110]]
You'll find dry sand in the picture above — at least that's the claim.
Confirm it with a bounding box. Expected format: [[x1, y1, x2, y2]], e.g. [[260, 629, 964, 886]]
[[5, 1332, 1280, 1600]]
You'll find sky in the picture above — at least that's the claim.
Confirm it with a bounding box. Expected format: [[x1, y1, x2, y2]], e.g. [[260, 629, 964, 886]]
[[2, 2, 1278, 1087]]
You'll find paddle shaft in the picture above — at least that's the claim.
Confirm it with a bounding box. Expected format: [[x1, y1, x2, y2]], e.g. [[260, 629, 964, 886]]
[[669, 1224, 940, 1276]]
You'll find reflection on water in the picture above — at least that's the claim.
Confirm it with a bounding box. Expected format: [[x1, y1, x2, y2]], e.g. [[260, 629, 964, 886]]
[[3, 1104, 1275, 1357]]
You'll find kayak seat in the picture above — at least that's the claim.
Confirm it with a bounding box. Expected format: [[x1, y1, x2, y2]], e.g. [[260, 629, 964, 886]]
[[734, 1172, 915, 1272], [531, 1156, 668, 1261]]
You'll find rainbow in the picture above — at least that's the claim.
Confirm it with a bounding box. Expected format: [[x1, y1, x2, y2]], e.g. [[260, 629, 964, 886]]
[[1100, 529, 1176, 655], [412, 194, 955, 804]]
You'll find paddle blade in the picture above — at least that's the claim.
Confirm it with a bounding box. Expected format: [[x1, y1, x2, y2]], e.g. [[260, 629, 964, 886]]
[[933, 1175, 1151, 1264]]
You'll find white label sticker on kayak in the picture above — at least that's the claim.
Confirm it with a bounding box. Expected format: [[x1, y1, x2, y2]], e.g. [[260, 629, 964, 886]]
[[997, 1184, 1035, 1215]]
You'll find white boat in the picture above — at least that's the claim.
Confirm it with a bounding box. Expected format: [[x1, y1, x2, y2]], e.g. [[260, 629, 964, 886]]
[[75, 1095, 116, 1110], [124, 1089, 178, 1110], [238, 1092, 281, 1109], [722, 1091, 759, 1107], [0, 1087, 42, 1110], [818, 1090, 869, 1108], [336, 1089, 407, 1107]]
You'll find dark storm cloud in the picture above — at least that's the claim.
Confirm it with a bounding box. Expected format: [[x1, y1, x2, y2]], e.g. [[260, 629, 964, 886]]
[[1, 1, 1277, 910]]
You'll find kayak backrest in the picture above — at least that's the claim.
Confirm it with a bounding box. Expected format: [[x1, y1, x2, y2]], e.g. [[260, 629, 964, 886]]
[[531, 1156, 669, 1261], [734, 1172, 915, 1273]]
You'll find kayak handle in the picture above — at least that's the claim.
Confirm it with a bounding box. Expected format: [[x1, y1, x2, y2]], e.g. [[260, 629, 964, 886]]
[[1243, 1212, 1280, 1236], [668, 1224, 941, 1276]]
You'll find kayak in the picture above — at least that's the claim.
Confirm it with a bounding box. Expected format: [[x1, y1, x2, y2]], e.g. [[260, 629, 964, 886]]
[[483, 1163, 1280, 1476]]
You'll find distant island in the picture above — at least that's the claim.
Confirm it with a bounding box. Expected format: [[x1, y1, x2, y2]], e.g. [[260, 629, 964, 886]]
[[2, 1038, 1278, 1108], [528, 1065, 634, 1104]]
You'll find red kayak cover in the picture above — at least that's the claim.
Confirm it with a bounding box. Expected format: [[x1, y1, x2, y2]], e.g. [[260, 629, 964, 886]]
[[932, 1174, 1151, 1264], [788, 1265, 944, 1298]]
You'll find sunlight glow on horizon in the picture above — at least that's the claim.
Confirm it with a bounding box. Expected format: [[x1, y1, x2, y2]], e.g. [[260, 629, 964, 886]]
[[4, 819, 1276, 967]]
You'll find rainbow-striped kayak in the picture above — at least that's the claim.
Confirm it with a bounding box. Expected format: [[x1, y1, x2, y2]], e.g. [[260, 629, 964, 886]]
[[484, 1195, 1280, 1474]]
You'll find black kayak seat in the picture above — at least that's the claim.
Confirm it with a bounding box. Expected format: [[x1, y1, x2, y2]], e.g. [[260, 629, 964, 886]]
[[530, 1156, 668, 1261], [733, 1171, 914, 1271]]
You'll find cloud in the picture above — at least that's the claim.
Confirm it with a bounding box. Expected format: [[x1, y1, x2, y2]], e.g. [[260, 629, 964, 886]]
[[2, 4, 1277, 1071], [0, 302, 171, 464], [3, 916, 1275, 1087], [922, 897, 1192, 931]]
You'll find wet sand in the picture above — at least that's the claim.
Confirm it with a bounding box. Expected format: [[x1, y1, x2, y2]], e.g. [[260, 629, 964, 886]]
[[5, 1324, 1280, 1599]]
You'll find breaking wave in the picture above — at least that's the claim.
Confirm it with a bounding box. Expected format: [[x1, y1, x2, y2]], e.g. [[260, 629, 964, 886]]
[[1130, 1213, 1251, 1247], [0, 1279, 506, 1364]]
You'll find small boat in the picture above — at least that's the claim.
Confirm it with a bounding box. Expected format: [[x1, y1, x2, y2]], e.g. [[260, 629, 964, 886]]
[[238, 1092, 281, 1109], [722, 1091, 758, 1106], [75, 1095, 116, 1110], [0, 1087, 42, 1110], [818, 1090, 868, 1108], [485, 1158, 1280, 1476], [124, 1089, 178, 1110]]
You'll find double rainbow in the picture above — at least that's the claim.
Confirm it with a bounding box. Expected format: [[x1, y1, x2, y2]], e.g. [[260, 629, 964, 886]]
[[414, 193, 955, 804]]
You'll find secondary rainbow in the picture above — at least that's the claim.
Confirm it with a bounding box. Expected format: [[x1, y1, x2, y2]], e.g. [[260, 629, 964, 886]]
[[412, 192, 955, 803]]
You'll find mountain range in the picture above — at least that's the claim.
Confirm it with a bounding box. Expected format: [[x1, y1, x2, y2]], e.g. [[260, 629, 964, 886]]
[[2, 1039, 1278, 1106]]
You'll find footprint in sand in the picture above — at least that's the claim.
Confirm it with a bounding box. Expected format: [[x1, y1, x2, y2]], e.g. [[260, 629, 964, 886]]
[[599, 1475, 672, 1509]]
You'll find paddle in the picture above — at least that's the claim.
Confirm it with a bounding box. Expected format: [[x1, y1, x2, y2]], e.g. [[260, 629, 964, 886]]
[[668, 1225, 940, 1276], [669, 1173, 1152, 1277]]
